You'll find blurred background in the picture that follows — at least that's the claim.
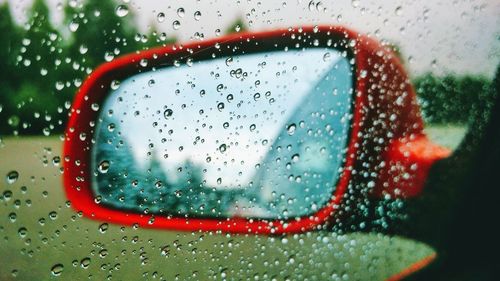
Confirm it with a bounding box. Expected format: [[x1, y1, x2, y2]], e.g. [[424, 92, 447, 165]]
[[0, 0, 498, 136]]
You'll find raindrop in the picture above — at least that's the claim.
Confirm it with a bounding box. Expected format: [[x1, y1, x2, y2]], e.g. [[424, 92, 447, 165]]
[[55, 81, 64, 90], [79, 45, 88, 54], [110, 80, 120, 90], [194, 11, 202, 21], [99, 223, 109, 233], [323, 52, 331, 61], [8, 212, 16, 222], [3, 190, 13, 201], [49, 211, 58, 220], [6, 171, 19, 184], [172, 20, 181, 30], [115, 5, 129, 17], [219, 144, 227, 153], [161, 246, 170, 257], [104, 52, 114, 62], [51, 264, 64, 276], [164, 109, 173, 119], [217, 102, 225, 111], [69, 20, 79, 32], [157, 12, 166, 23], [216, 84, 224, 92], [107, 123, 116, 132], [80, 257, 91, 269], [395, 6, 403, 16], [18, 227, 28, 238], [226, 94, 234, 102], [287, 123, 297, 135], [177, 7, 185, 18], [223, 122, 229, 129], [98, 160, 110, 174], [91, 103, 99, 112]]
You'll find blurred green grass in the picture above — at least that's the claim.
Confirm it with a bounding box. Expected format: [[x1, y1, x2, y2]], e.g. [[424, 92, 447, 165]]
[[0, 128, 464, 280]]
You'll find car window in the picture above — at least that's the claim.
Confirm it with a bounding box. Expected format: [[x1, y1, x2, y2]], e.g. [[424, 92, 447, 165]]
[[1, 1, 498, 280]]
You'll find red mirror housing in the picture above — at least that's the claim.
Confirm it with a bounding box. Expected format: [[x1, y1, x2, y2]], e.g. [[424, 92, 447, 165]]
[[63, 25, 449, 234]]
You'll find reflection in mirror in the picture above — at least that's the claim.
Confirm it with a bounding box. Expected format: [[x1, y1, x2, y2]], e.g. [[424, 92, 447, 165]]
[[91, 48, 353, 219]]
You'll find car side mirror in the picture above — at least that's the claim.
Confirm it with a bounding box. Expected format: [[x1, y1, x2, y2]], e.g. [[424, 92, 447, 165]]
[[63, 26, 450, 234]]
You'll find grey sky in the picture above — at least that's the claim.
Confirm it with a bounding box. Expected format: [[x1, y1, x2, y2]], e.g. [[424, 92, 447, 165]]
[[5, 0, 500, 77]]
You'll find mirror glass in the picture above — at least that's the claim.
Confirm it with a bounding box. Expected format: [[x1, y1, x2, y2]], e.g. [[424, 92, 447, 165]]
[[91, 48, 353, 219]]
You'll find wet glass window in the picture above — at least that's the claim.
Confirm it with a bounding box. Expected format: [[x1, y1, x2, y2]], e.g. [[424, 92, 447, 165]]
[[0, 0, 498, 280]]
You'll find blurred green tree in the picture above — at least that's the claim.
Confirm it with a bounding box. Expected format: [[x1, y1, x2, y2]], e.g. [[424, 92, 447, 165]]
[[4, 0, 67, 135], [0, 3, 22, 132], [63, 0, 139, 72]]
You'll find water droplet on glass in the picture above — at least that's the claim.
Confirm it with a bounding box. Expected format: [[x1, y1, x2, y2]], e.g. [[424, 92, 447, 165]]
[[115, 5, 129, 17], [164, 109, 173, 119], [217, 102, 225, 111], [18, 227, 28, 238], [219, 144, 227, 153], [287, 123, 297, 135], [157, 12, 166, 23], [3, 190, 13, 201], [194, 11, 202, 21], [99, 223, 109, 233], [110, 80, 120, 90], [323, 52, 331, 61], [6, 171, 19, 184], [80, 257, 91, 269], [107, 123, 115, 132], [69, 20, 79, 32], [49, 211, 58, 220], [177, 7, 185, 18], [79, 44, 88, 54], [91, 103, 99, 112], [51, 264, 64, 276], [98, 160, 110, 174], [172, 20, 181, 30], [104, 52, 114, 62], [8, 212, 17, 222], [395, 6, 403, 16]]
